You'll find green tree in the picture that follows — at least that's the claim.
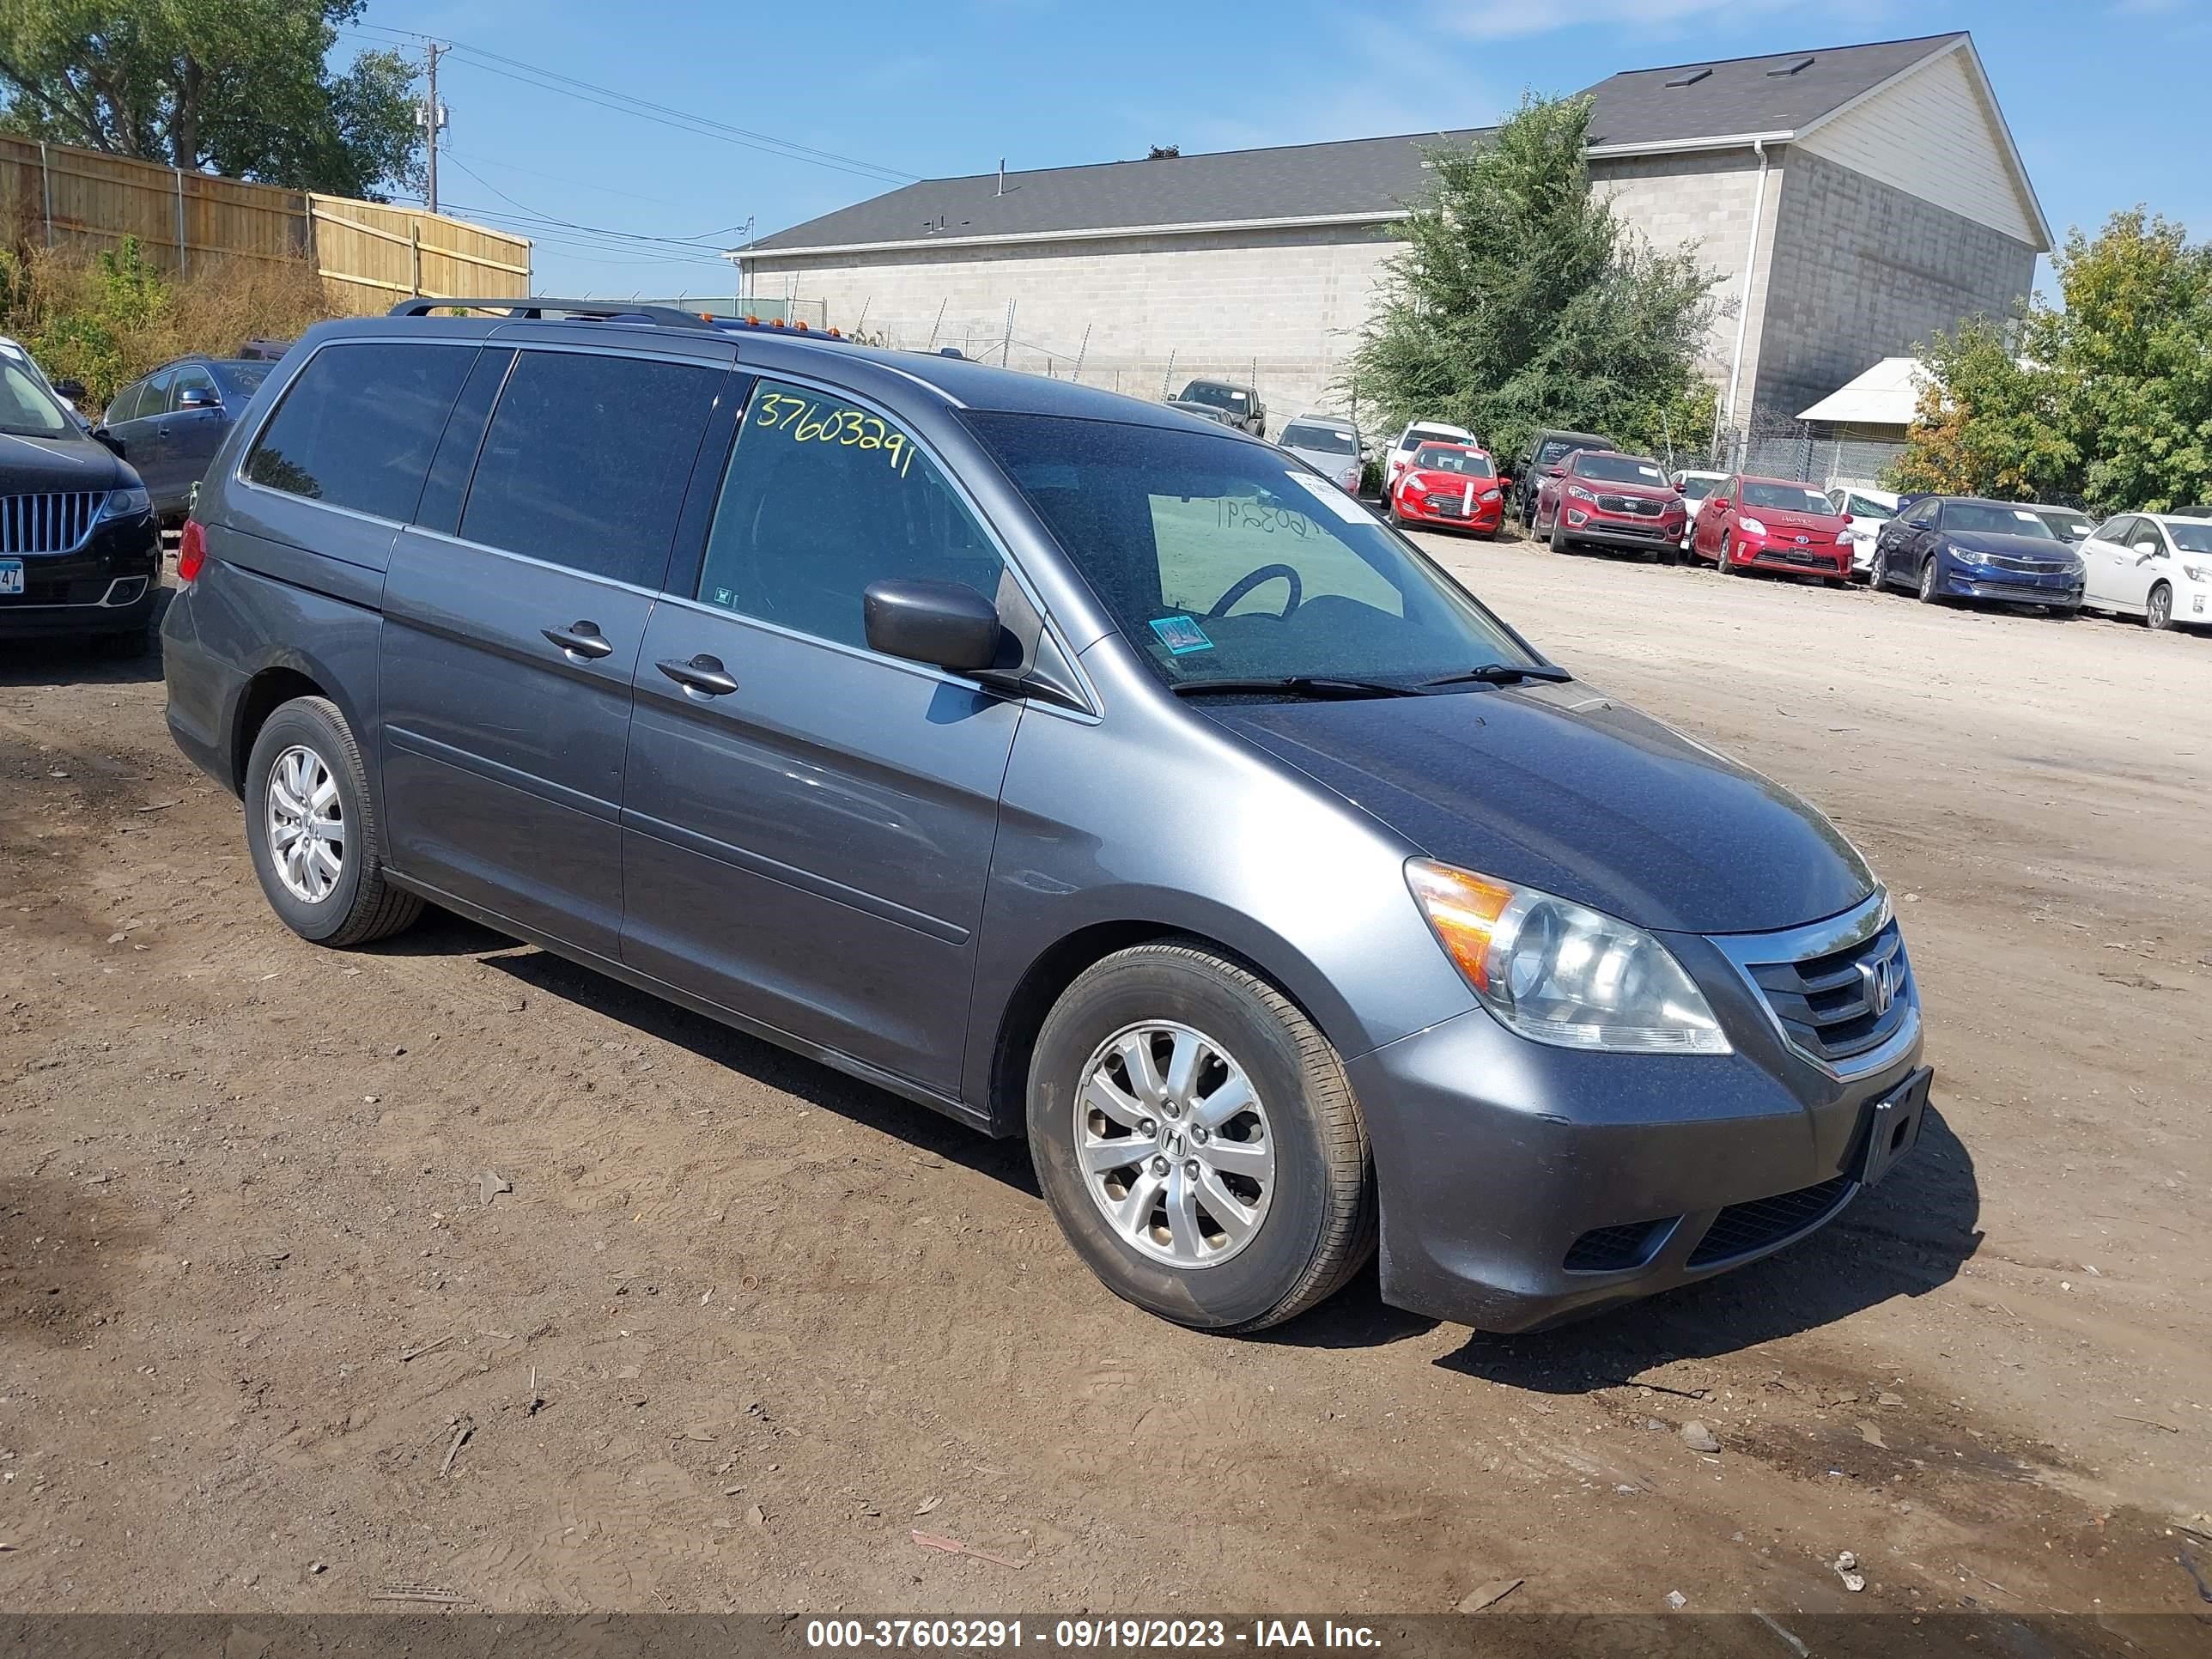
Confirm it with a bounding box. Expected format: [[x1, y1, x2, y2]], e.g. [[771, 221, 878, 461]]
[[1887, 317, 2074, 501], [1346, 93, 1722, 466], [1894, 209, 2212, 512], [0, 0, 422, 199]]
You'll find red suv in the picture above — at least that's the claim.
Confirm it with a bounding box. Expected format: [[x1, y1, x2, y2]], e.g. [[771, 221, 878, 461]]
[[1389, 442, 1503, 537], [1691, 475, 1853, 583], [1531, 449, 1686, 558]]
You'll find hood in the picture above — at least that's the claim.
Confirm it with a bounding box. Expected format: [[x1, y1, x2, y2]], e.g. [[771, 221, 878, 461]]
[[1206, 684, 1875, 936], [1406, 468, 1496, 492], [0, 428, 134, 493], [1288, 444, 1361, 473], [1571, 477, 1677, 504], [1945, 530, 2079, 563]]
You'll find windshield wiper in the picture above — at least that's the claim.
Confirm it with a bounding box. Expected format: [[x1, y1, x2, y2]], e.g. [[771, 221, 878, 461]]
[[1170, 676, 1420, 701], [1417, 663, 1574, 690]]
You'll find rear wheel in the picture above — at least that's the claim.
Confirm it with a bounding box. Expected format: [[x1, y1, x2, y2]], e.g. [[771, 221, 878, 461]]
[[1028, 942, 1375, 1333], [245, 696, 422, 947], [2147, 581, 2174, 631]]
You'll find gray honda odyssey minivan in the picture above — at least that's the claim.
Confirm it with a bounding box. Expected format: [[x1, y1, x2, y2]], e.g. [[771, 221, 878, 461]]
[[161, 300, 1930, 1334]]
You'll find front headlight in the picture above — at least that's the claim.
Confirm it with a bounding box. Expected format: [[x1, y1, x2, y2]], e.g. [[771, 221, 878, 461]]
[[100, 486, 151, 519], [1738, 515, 1769, 537], [1480, 487, 1500, 501], [1946, 542, 1984, 565], [1565, 483, 1596, 502], [2183, 563, 2210, 583], [1405, 860, 1731, 1054]]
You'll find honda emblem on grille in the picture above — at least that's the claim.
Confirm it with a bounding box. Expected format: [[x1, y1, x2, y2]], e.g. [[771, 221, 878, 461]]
[[1856, 955, 1899, 1017]]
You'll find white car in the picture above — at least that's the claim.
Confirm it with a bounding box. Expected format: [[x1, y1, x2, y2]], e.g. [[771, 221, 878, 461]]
[[1826, 483, 1902, 578], [1277, 414, 1367, 495], [2078, 512, 2212, 631], [1383, 419, 1476, 497], [1672, 470, 1729, 550]]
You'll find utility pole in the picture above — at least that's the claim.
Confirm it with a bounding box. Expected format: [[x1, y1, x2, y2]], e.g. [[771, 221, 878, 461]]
[[422, 41, 448, 216]]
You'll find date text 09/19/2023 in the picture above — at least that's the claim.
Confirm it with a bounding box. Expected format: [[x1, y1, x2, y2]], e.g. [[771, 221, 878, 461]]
[[803, 1620, 1384, 1650]]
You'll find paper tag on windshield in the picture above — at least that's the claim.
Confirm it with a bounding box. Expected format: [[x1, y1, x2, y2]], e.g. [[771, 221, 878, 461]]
[[1286, 473, 1374, 526], [2014, 509, 2040, 522]]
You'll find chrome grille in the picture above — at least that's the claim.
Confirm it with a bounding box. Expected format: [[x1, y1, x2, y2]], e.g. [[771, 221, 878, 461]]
[[1744, 919, 1911, 1065], [1595, 494, 1665, 516], [1980, 551, 2072, 574], [0, 492, 103, 555]]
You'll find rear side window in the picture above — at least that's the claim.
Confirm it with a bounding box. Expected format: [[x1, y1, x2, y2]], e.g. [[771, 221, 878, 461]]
[[693, 377, 1003, 650], [459, 349, 724, 589], [244, 343, 474, 522]]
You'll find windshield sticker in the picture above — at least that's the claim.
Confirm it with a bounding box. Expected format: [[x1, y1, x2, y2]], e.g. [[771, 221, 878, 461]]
[[2014, 509, 2041, 523], [1285, 472, 1374, 526], [1149, 615, 1215, 655]]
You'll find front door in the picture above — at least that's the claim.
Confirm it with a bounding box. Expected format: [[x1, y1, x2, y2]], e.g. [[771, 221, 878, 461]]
[[117, 367, 177, 506], [379, 344, 732, 958], [621, 373, 1023, 1095], [161, 363, 228, 514]]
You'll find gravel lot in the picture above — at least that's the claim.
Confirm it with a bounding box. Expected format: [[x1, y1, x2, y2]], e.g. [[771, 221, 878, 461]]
[[3, 533, 2209, 1617]]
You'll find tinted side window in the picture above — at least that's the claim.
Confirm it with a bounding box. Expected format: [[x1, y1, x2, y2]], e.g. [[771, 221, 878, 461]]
[[459, 349, 724, 588], [105, 380, 146, 424], [694, 377, 1002, 651], [169, 364, 217, 409], [244, 343, 475, 521], [131, 368, 174, 420]]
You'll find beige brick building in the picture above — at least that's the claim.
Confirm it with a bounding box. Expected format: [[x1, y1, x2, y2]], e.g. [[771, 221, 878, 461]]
[[737, 33, 2047, 454]]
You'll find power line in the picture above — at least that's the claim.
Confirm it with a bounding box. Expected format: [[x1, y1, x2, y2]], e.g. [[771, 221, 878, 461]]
[[441, 154, 747, 247], [339, 23, 918, 185]]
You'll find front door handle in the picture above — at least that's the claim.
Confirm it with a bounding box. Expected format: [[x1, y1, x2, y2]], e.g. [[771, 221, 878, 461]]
[[544, 621, 614, 660], [657, 653, 738, 696]]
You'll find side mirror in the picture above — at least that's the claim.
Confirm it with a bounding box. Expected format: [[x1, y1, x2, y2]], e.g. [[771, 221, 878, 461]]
[[92, 426, 125, 459], [54, 378, 87, 404], [1546, 463, 1565, 477], [2133, 541, 2161, 557], [176, 385, 220, 410], [863, 579, 1003, 673]]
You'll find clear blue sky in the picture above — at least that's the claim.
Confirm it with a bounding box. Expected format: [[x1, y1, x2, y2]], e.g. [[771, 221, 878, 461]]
[[343, 0, 2210, 301]]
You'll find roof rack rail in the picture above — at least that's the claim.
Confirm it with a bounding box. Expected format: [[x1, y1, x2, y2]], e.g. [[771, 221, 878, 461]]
[[386, 297, 716, 330]]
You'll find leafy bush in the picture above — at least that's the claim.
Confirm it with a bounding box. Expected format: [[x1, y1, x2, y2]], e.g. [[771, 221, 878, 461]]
[[0, 236, 339, 412]]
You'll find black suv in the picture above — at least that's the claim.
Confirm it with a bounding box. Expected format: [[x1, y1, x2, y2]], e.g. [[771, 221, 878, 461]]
[[1508, 427, 1613, 524], [0, 349, 161, 655]]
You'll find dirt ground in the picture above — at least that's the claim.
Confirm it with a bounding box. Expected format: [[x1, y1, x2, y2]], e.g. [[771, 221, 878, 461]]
[[3, 533, 2209, 1620]]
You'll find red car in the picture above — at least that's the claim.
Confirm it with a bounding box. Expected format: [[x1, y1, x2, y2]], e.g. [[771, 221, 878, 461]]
[[1691, 474, 1854, 582], [1389, 442, 1504, 537], [1530, 448, 1687, 559]]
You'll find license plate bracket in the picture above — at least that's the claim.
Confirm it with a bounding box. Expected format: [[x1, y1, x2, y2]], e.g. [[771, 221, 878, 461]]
[[1860, 1066, 1932, 1187]]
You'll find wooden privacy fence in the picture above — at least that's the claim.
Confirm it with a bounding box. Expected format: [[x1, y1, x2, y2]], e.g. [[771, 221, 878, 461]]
[[0, 135, 531, 310]]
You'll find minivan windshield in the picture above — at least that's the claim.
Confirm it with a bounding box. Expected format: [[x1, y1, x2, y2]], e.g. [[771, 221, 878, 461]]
[[1280, 423, 1356, 456], [0, 357, 73, 437], [967, 413, 1540, 690], [1946, 501, 2059, 539]]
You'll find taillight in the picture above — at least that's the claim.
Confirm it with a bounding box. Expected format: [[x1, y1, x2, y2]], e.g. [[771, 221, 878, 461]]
[[177, 519, 207, 585]]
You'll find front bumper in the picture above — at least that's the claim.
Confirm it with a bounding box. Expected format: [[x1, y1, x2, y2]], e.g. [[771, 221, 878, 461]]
[[1940, 562, 2082, 607], [1349, 923, 1927, 1332], [1560, 509, 1686, 552], [0, 513, 161, 638], [1729, 536, 1851, 579], [1399, 493, 1503, 532]]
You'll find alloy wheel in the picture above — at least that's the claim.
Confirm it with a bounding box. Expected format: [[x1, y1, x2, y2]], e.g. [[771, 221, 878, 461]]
[[1074, 1022, 1275, 1269], [1920, 560, 1937, 602], [2148, 586, 2172, 629], [265, 744, 344, 903]]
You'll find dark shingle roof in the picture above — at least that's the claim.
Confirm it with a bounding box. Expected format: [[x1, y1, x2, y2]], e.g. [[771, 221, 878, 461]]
[[747, 33, 1967, 255]]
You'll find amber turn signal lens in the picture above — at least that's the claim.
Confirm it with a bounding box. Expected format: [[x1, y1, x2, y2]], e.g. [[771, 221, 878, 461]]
[[1404, 860, 1514, 991]]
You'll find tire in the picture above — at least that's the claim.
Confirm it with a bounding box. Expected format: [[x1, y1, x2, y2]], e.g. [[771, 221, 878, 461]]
[[244, 696, 422, 947], [1869, 546, 1890, 591], [1548, 514, 1571, 554], [1717, 532, 1738, 574], [1917, 557, 1941, 605], [2147, 581, 2174, 631], [1027, 941, 1375, 1333]]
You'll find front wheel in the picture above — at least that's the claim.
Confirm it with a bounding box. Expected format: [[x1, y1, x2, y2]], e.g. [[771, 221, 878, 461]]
[[245, 696, 422, 947], [1917, 557, 1942, 604], [1548, 514, 1571, 554], [1869, 546, 1889, 590], [2147, 582, 2174, 631], [1717, 532, 1738, 573], [1028, 942, 1375, 1333]]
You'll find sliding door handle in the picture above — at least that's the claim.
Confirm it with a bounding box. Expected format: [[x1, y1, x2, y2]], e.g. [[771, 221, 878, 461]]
[[656, 653, 738, 696]]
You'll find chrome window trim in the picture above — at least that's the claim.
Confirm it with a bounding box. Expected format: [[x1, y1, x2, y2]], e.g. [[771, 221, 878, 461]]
[[1708, 888, 1921, 1081]]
